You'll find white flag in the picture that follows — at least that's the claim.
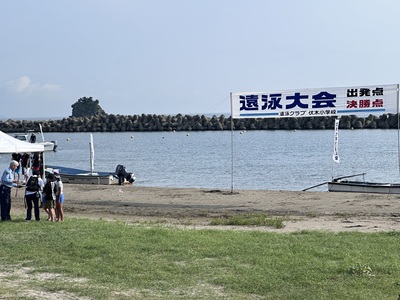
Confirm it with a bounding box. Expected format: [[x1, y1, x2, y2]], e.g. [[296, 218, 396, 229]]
[[333, 118, 340, 163]]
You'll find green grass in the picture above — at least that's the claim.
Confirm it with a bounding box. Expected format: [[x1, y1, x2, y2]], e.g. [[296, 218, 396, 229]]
[[1, 217, 400, 299]]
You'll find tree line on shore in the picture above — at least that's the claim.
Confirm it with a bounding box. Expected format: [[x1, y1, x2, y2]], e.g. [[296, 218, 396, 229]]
[[0, 113, 398, 133]]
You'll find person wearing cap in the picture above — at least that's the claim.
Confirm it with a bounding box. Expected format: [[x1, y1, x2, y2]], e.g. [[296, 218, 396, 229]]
[[43, 173, 58, 222], [0, 160, 20, 221]]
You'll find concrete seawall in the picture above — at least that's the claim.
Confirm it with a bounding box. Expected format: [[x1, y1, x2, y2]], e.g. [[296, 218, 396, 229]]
[[0, 113, 398, 133]]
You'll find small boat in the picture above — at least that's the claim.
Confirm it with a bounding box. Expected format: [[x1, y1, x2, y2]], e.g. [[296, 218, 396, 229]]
[[45, 165, 119, 185], [328, 178, 400, 194], [14, 130, 57, 152], [44, 134, 135, 185]]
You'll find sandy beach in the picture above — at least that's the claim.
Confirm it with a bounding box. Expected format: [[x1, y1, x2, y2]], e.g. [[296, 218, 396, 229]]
[[10, 184, 400, 232]]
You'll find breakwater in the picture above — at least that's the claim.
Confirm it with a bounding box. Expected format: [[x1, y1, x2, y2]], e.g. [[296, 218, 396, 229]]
[[0, 113, 398, 133]]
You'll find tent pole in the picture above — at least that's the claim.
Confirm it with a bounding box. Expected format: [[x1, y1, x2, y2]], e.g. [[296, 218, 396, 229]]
[[39, 124, 46, 180]]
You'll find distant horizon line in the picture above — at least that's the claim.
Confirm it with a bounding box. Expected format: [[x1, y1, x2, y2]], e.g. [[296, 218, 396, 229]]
[[0, 112, 230, 121]]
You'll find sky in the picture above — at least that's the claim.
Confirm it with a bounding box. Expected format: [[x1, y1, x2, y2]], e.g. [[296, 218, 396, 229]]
[[1, 0, 400, 120]]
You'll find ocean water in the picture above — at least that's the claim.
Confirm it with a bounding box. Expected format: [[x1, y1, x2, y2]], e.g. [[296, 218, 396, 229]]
[[1, 130, 399, 192]]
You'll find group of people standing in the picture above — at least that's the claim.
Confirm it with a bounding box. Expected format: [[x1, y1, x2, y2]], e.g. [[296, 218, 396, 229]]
[[11, 151, 43, 184], [12, 152, 44, 183], [0, 153, 64, 222], [25, 170, 64, 222]]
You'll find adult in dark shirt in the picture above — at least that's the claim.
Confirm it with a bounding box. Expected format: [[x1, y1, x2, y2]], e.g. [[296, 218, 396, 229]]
[[11, 152, 22, 183], [30, 133, 36, 143], [21, 153, 30, 182]]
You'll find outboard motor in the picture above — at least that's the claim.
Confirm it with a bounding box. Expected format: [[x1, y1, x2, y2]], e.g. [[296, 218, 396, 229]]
[[52, 140, 58, 151], [115, 164, 135, 185]]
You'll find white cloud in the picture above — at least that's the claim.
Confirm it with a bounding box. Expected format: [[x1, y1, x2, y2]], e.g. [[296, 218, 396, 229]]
[[42, 83, 60, 92], [5, 76, 60, 95], [0, 76, 66, 119], [7, 76, 31, 93]]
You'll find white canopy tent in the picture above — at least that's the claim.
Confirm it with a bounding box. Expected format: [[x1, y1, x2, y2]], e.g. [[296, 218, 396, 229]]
[[0, 131, 44, 153]]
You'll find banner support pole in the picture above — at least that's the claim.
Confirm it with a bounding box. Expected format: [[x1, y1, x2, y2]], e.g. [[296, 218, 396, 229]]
[[397, 84, 400, 175], [230, 92, 234, 193]]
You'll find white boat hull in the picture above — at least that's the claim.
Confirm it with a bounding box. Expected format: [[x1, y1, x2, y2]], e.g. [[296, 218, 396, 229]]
[[61, 173, 118, 185], [41, 141, 57, 152], [328, 180, 400, 194]]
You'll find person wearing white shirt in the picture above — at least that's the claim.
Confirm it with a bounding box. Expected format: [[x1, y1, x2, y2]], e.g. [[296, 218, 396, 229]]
[[0, 160, 19, 221], [55, 173, 64, 222]]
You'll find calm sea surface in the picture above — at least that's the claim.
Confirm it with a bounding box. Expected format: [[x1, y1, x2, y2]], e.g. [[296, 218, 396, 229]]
[[1, 130, 399, 192]]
